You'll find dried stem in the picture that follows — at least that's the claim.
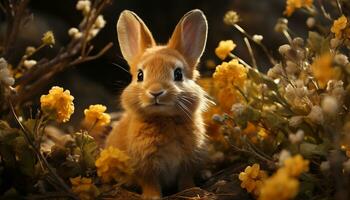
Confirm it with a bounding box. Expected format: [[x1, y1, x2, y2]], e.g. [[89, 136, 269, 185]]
[[13, 0, 112, 105], [1, 0, 30, 60]]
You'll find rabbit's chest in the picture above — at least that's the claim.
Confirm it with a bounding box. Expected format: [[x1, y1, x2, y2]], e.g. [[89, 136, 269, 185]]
[[127, 121, 196, 173]]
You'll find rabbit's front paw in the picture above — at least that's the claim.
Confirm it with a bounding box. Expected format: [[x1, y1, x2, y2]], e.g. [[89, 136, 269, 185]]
[[142, 194, 161, 200], [141, 181, 162, 200]]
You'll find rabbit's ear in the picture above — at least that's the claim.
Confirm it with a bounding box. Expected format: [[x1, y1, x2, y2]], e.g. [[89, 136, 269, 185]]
[[117, 10, 155, 66], [168, 9, 208, 68]]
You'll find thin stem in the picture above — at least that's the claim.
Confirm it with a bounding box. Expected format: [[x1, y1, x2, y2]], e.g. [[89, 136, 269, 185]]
[[229, 53, 253, 69], [233, 24, 276, 65], [282, 29, 293, 44], [243, 37, 257, 69], [336, 0, 343, 16], [8, 99, 77, 199]]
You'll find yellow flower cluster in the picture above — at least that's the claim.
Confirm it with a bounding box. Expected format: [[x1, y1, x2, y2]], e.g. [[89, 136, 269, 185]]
[[70, 176, 99, 200], [311, 53, 341, 89], [40, 86, 74, 123], [95, 146, 133, 183], [84, 104, 111, 128], [215, 40, 236, 60], [213, 59, 247, 88], [239, 164, 268, 196], [259, 154, 309, 200], [331, 15, 348, 39], [213, 59, 247, 112], [284, 154, 309, 177], [284, 0, 313, 17], [259, 169, 299, 200]]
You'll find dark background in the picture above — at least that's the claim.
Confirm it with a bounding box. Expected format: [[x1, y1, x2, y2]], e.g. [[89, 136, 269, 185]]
[[15, 0, 310, 121]]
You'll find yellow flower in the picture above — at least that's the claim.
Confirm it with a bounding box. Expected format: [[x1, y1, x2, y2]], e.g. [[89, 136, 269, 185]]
[[331, 15, 348, 39], [239, 164, 268, 195], [258, 127, 268, 139], [215, 40, 236, 60], [284, 154, 309, 177], [259, 169, 299, 200], [70, 176, 99, 200], [284, 0, 313, 17], [311, 53, 341, 89], [212, 59, 247, 112], [42, 31, 55, 47], [84, 104, 111, 128], [213, 59, 247, 88], [40, 86, 74, 123], [95, 146, 133, 183]]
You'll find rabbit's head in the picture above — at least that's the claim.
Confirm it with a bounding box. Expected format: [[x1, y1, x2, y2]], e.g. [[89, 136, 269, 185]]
[[117, 9, 208, 119]]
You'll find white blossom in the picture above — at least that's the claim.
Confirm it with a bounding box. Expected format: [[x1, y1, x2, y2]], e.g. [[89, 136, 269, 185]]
[[289, 130, 304, 144], [334, 54, 349, 66], [0, 58, 14, 86], [252, 34, 263, 43], [321, 95, 339, 116], [278, 44, 291, 55], [306, 17, 315, 28], [23, 60, 37, 68], [278, 149, 291, 166], [307, 105, 324, 124], [76, 0, 91, 14], [68, 27, 79, 36], [95, 15, 106, 29], [73, 32, 83, 39]]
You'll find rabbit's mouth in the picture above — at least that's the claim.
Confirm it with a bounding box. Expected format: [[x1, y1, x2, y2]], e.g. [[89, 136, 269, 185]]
[[148, 102, 170, 107]]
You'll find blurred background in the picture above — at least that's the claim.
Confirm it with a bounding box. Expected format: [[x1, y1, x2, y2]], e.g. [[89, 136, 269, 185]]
[[10, 0, 310, 122]]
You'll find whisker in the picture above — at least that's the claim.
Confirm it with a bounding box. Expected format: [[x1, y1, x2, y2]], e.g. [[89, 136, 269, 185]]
[[180, 96, 192, 105], [178, 101, 193, 123], [112, 62, 131, 76]]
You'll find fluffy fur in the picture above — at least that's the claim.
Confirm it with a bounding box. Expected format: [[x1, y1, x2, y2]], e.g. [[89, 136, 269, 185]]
[[105, 9, 209, 199]]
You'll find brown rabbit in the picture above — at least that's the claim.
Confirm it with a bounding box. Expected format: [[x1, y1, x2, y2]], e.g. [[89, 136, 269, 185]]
[[105, 9, 209, 199]]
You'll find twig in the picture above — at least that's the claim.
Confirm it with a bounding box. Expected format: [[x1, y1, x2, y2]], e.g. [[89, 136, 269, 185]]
[[71, 42, 113, 65], [13, 0, 112, 105], [1, 0, 30, 60]]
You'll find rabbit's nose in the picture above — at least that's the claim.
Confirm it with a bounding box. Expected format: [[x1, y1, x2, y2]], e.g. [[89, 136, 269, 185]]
[[149, 91, 165, 98]]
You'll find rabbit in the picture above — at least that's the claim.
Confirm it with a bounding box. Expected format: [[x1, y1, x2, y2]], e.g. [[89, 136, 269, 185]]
[[105, 9, 209, 199]]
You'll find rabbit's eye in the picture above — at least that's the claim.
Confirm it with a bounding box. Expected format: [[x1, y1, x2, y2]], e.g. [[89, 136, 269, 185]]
[[174, 68, 183, 81], [137, 69, 143, 82]]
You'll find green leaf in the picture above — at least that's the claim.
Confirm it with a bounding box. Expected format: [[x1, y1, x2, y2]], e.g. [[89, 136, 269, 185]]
[[300, 142, 327, 158], [248, 68, 263, 84], [0, 120, 10, 129], [307, 31, 330, 54], [82, 140, 98, 169], [23, 119, 36, 133], [245, 106, 261, 122], [261, 111, 287, 130]]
